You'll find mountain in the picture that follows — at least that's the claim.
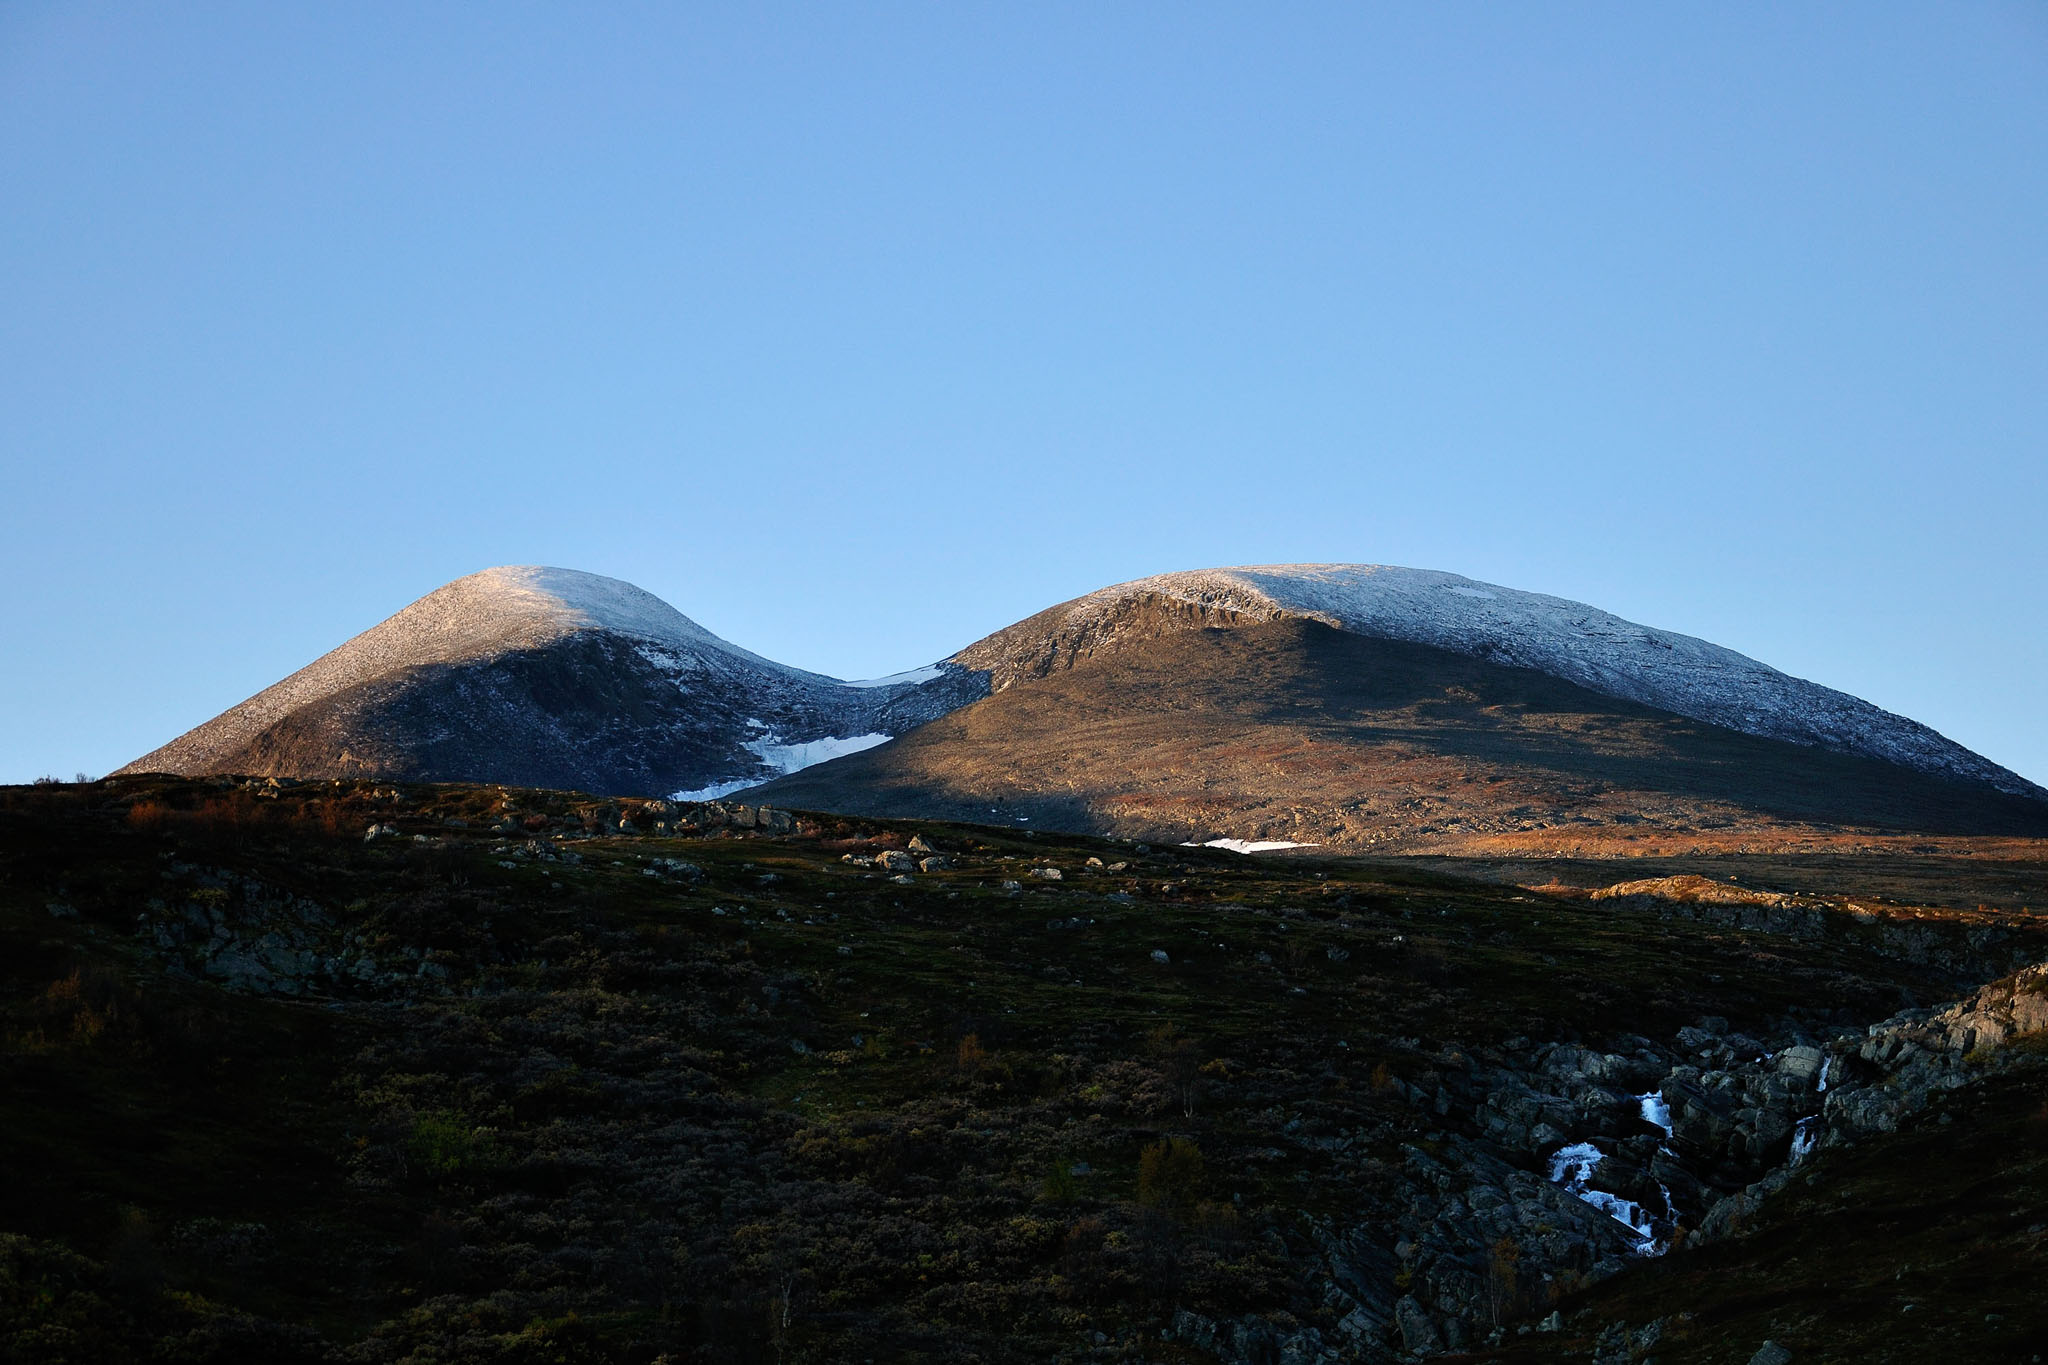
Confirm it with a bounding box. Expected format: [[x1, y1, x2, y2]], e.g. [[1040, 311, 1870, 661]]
[[750, 565, 2048, 852], [118, 566, 982, 797], [123, 562, 2045, 850]]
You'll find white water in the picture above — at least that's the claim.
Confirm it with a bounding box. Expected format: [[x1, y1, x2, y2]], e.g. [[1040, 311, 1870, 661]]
[[1637, 1090, 1673, 1137], [1790, 1116, 1822, 1163], [1816, 1055, 1832, 1093], [1546, 1142, 1664, 1254]]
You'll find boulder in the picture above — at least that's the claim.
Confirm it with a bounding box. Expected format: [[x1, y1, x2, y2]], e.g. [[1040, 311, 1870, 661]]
[[1394, 1295, 1443, 1355], [875, 850, 917, 872]]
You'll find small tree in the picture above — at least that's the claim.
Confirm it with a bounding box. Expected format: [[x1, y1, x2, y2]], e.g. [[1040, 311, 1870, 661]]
[[1163, 1037, 1202, 1117], [1486, 1234, 1520, 1327], [1137, 1137, 1205, 1212], [1148, 1026, 1204, 1117], [956, 1032, 987, 1074]]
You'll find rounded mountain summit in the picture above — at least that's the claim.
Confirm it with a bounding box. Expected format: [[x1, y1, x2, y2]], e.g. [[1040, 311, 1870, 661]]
[[123, 564, 2048, 852]]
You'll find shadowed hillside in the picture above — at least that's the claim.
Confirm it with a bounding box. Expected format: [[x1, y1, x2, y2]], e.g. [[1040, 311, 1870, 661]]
[[751, 619, 2048, 854]]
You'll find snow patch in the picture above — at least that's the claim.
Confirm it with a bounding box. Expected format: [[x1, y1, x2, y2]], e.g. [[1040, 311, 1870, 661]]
[[1181, 838, 1322, 854], [669, 778, 760, 803], [746, 731, 891, 773], [670, 731, 893, 803]]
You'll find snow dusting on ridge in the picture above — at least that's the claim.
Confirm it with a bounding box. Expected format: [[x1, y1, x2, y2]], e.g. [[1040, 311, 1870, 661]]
[[120, 560, 2040, 803], [957, 564, 2041, 797], [119, 567, 952, 782]]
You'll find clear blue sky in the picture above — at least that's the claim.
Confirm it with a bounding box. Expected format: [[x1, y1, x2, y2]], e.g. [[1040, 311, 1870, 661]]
[[4, 4, 2044, 786]]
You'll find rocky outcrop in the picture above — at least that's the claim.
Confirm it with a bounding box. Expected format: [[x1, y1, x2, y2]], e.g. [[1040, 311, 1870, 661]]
[[1284, 965, 2048, 1357], [1584, 877, 2044, 983], [1819, 963, 2048, 1138], [1692, 962, 2048, 1242]]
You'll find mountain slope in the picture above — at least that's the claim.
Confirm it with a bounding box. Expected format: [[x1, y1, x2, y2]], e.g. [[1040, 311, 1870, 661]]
[[752, 613, 2048, 853], [951, 565, 2040, 797], [121, 561, 2042, 835], [119, 567, 982, 797]]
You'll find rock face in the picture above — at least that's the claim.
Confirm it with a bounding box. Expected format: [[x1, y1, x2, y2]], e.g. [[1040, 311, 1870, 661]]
[[119, 567, 982, 798]]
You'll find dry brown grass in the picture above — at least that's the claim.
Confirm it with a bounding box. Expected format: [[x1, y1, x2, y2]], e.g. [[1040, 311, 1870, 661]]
[[755, 618, 2048, 858]]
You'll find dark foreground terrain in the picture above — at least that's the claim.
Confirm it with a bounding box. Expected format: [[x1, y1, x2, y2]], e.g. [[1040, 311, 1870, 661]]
[[2, 776, 2045, 1363]]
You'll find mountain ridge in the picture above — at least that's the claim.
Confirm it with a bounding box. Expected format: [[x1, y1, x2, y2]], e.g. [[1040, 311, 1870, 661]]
[[119, 566, 980, 796], [119, 563, 2045, 821], [759, 616, 2048, 854], [950, 565, 2041, 798]]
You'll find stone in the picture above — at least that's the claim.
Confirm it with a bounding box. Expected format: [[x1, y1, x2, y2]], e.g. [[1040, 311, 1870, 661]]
[[876, 850, 916, 872], [907, 835, 941, 855], [918, 856, 952, 872], [1029, 866, 1063, 881], [1747, 1342, 1793, 1365], [1150, 949, 1171, 964], [1393, 1295, 1443, 1355]]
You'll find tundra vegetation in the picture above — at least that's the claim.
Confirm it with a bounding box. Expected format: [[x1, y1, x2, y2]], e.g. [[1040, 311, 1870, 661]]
[[2, 775, 2045, 1363]]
